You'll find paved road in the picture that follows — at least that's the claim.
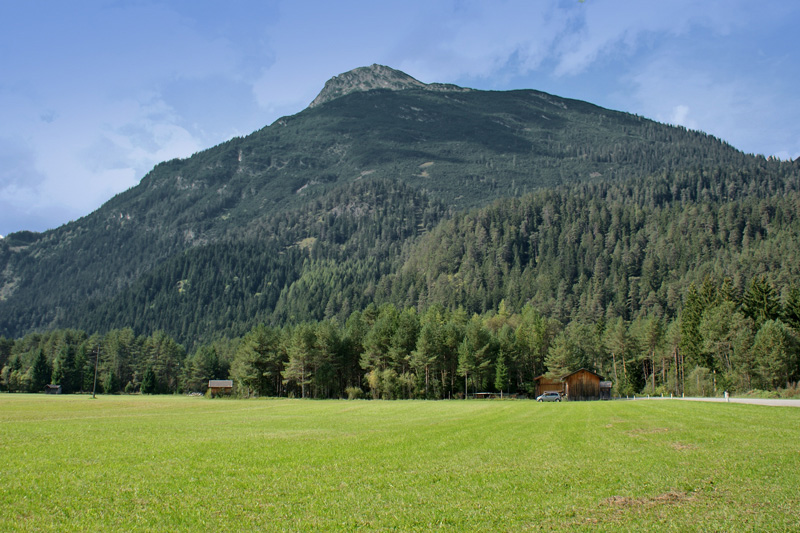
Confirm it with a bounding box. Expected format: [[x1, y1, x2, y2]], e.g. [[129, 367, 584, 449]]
[[629, 396, 800, 407]]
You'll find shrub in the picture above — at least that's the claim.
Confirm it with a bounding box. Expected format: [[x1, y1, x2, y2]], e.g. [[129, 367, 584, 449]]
[[345, 386, 363, 400]]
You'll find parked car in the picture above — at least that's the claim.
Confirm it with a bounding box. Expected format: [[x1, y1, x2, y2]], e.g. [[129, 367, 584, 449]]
[[536, 391, 562, 402]]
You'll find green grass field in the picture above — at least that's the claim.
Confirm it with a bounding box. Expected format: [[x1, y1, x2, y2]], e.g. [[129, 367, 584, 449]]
[[1, 395, 798, 531]]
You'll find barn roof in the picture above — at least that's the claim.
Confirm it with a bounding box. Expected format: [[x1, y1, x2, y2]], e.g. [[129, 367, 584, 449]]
[[208, 380, 233, 388], [560, 368, 604, 381]]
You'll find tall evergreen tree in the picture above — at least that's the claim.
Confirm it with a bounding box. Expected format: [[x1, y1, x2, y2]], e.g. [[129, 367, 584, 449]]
[[29, 349, 51, 393], [752, 320, 799, 389], [411, 318, 443, 398], [140, 366, 157, 394], [784, 285, 800, 331], [283, 324, 317, 399], [231, 325, 284, 397], [494, 353, 509, 395], [680, 284, 705, 368], [457, 338, 476, 397], [51, 344, 78, 393], [742, 276, 782, 330]]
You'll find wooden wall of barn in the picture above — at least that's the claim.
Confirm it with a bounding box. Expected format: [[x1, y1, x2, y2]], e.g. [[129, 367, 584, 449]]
[[564, 370, 600, 401], [534, 376, 563, 396]]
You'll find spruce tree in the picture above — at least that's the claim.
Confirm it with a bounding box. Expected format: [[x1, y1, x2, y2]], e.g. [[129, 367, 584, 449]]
[[784, 285, 800, 331], [141, 366, 157, 394], [52, 344, 77, 393], [29, 349, 51, 393], [742, 276, 782, 330], [494, 354, 509, 395], [679, 284, 705, 368]]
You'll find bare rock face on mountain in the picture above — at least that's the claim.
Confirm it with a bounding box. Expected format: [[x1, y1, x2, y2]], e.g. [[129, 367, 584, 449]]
[[308, 64, 468, 107]]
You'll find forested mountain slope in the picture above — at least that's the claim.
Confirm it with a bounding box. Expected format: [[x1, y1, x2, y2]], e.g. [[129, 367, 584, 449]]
[[380, 161, 800, 321], [0, 65, 792, 344], [74, 179, 446, 345], [53, 158, 800, 349]]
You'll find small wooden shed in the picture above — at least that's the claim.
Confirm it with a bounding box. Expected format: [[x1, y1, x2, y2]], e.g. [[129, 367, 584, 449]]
[[562, 369, 603, 401], [45, 384, 62, 394], [208, 380, 233, 396], [533, 375, 564, 397]]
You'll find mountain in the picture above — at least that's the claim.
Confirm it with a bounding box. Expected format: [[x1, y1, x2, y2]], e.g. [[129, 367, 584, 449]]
[[1, 65, 796, 346]]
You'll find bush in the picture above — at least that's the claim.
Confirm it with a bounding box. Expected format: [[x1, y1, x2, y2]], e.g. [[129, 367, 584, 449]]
[[345, 386, 363, 400]]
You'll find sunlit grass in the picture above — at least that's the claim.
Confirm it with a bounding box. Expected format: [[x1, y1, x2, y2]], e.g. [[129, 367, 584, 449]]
[[1, 395, 798, 531]]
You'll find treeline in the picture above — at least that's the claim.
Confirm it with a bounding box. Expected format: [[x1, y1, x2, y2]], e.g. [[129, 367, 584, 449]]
[[3, 275, 798, 398], [0, 329, 189, 395]]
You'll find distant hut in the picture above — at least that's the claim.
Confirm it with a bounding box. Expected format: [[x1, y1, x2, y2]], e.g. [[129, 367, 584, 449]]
[[45, 384, 62, 394], [533, 375, 564, 397], [562, 369, 603, 401], [207, 380, 233, 397]]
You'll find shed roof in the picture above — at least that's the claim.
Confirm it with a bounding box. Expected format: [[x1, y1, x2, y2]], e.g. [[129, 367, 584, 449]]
[[208, 380, 233, 388]]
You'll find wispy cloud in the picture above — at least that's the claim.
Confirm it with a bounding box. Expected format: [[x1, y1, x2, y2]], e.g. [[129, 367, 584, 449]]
[[626, 48, 800, 158], [0, 1, 266, 234], [553, 0, 747, 76]]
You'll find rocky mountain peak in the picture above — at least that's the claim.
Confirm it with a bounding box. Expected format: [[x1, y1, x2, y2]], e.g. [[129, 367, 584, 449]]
[[308, 64, 467, 108]]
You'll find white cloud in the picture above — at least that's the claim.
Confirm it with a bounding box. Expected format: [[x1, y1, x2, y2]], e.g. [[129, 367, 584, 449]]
[[624, 52, 800, 158], [668, 105, 693, 129], [0, 88, 206, 235], [0, 2, 261, 234]]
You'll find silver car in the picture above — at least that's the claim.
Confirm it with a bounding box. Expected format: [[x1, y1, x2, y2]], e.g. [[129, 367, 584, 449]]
[[536, 391, 562, 402]]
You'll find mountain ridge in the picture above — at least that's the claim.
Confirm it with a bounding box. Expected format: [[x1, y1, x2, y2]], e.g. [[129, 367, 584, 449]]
[[308, 64, 470, 108]]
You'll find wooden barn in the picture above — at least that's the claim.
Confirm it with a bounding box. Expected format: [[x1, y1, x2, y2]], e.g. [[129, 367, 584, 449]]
[[45, 384, 62, 394], [208, 380, 233, 396], [533, 375, 564, 397], [562, 369, 603, 401]]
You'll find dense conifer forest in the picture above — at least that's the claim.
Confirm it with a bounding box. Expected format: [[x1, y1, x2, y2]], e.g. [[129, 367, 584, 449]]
[[3, 166, 799, 398], [1, 66, 798, 398]]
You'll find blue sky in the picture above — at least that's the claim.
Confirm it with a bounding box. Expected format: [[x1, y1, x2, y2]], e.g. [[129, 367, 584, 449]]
[[1, 0, 799, 236]]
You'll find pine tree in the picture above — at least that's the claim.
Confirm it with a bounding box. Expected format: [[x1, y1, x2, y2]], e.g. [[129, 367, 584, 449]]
[[494, 353, 509, 395], [680, 284, 705, 368], [282, 324, 317, 398], [29, 349, 51, 393], [411, 320, 442, 398], [230, 324, 283, 397], [457, 338, 476, 398], [784, 285, 800, 331], [752, 320, 798, 389], [742, 276, 782, 330], [140, 366, 157, 394], [51, 344, 78, 393]]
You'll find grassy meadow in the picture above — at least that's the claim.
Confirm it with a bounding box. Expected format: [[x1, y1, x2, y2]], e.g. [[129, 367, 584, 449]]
[[1, 395, 798, 531]]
